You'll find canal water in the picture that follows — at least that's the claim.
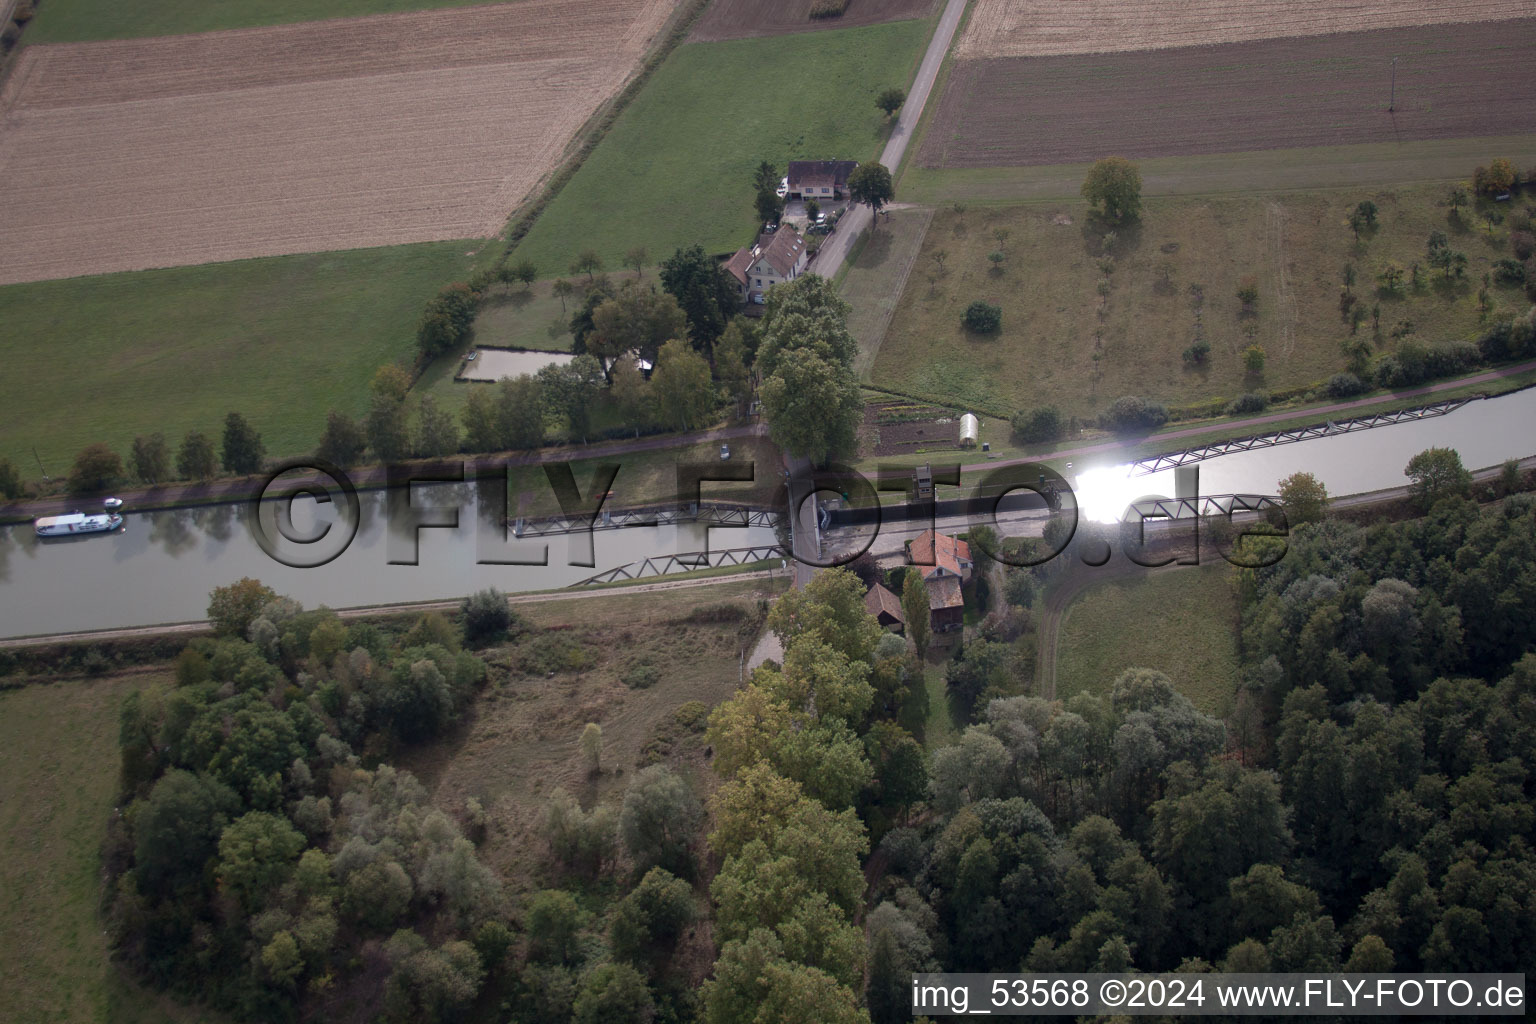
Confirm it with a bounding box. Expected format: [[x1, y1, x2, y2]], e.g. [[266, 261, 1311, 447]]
[[1, 388, 1532, 638]]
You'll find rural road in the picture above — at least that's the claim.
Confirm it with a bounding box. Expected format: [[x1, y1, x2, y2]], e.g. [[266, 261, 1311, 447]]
[[812, 0, 967, 279]]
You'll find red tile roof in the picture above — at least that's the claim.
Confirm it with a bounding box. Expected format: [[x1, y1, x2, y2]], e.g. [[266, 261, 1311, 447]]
[[927, 575, 963, 611], [757, 227, 805, 277], [788, 159, 858, 191], [908, 529, 971, 580], [724, 247, 753, 285]]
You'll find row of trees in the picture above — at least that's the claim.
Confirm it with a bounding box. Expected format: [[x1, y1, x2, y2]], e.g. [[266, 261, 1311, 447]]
[[60, 412, 266, 492]]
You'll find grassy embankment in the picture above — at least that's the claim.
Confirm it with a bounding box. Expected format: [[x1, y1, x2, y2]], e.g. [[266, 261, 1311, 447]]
[[869, 182, 1534, 422], [1054, 565, 1241, 716], [0, 242, 492, 480], [511, 19, 933, 277]]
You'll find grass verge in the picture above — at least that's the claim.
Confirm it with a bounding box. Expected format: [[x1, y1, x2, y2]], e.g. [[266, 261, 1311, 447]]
[[21, 0, 498, 43], [1054, 565, 1240, 716]]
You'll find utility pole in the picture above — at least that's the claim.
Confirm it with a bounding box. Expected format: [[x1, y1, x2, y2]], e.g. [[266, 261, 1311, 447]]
[[1388, 56, 1397, 112]]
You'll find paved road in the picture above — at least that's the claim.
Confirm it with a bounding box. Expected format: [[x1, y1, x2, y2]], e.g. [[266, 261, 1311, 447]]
[[811, 0, 968, 279]]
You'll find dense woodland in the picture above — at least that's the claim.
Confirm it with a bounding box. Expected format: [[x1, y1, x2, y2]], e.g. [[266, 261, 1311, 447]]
[[104, 484, 1536, 1023]]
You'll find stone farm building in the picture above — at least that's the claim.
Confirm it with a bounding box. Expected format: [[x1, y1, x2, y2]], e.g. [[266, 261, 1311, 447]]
[[786, 160, 859, 200], [906, 528, 972, 632], [725, 226, 808, 304]]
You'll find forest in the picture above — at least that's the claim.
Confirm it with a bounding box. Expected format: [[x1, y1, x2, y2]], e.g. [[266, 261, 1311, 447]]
[[103, 486, 1536, 1022]]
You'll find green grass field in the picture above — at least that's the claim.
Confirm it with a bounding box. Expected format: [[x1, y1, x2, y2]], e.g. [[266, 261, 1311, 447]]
[[21, 0, 498, 43], [1055, 565, 1240, 716], [511, 19, 932, 277], [0, 242, 491, 480], [840, 207, 935, 379], [870, 182, 1532, 422], [0, 672, 219, 1024]]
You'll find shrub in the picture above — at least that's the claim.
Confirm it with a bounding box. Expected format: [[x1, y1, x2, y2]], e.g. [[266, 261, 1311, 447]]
[[673, 701, 709, 732], [1103, 395, 1168, 433], [1182, 339, 1210, 365], [1326, 372, 1366, 398], [808, 0, 848, 16], [962, 301, 1002, 334], [1224, 392, 1269, 416], [416, 283, 478, 359], [623, 660, 660, 690], [1512, 231, 1536, 261], [1009, 406, 1063, 444], [1493, 258, 1526, 285], [1242, 344, 1266, 374], [462, 588, 521, 645]]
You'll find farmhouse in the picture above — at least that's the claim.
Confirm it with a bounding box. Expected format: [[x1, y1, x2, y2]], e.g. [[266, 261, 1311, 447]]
[[864, 582, 906, 633], [906, 528, 972, 631], [786, 160, 859, 199], [724, 227, 809, 304]]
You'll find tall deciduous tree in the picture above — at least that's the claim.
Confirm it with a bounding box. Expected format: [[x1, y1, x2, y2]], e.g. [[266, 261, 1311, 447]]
[[650, 338, 716, 431], [620, 764, 704, 878], [129, 433, 172, 484], [365, 396, 411, 463], [759, 349, 862, 464], [493, 374, 545, 451], [848, 162, 894, 222], [537, 354, 604, 442], [590, 280, 689, 376], [177, 430, 219, 481], [317, 411, 366, 467], [609, 356, 653, 435], [68, 442, 123, 492], [1080, 156, 1142, 224], [221, 412, 265, 474], [660, 244, 739, 355], [901, 568, 931, 657], [1405, 446, 1472, 509], [1277, 471, 1329, 526], [876, 87, 906, 118], [412, 395, 460, 457]]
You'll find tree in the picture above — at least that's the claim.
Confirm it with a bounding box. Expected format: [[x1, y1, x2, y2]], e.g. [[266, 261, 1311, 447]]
[[0, 457, 19, 499], [759, 349, 862, 465], [573, 962, 655, 1024], [650, 338, 716, 431], [371, 364, 413, 404], [527, 889, 588, 964], [129, 433, 171, 484], [508, 259, 538, 289], [416, 283, 477, 359], [1243, 344, 1266, 374], [552, 278, 575, 313], [461, 587, 515, 644], [571, 250, 603, 282], [621, 764, 704, 878], [752, 160, 779, 196], [875, 87, 905, 118], [493, 374, 545, 451], [581, 722, 603, 776], [901, 568, 931, 657], [1485, 156, 1516, 195], [538, 354, 605, 442], [625, 246, 648, 278], [1011, 406, 1063, 444], [661, 244, 739, 355], [365, 396, 411, 463], [1277, 471, 1328, 526], [217, 810, 306, 910], [68, 442, 122, 492], [590, 280, 689, 374], [413, 395, 460, 457], [805, 198, 821, 224], [610, 356, 653, 435], [1449, 185, 1469, 220], [1080, 156, 1142, 224], [1405, 446, 1472, 509], [756, 188, 785, 227], [173, 430, 218, 482], [207, 577, 277, 637], [962, 301, 1002, 333], [848, 162, 894, 222], [713, 320, 753, 415], [316, 411, 366, 467], [610, 866, 697, 969]]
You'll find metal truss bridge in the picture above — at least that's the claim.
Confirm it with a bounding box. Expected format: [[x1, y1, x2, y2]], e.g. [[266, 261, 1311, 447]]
[[511, 502, 779, 538], [570, 545, 787, 586], [1128, 397, 1473, 476], [1122, 493, 1283, 522]]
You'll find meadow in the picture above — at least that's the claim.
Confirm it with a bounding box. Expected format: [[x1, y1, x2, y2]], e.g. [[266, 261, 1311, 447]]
[[0, 242, 491, 479], [869, 182, 1533, 422], [0, 672, 218, 1024], [511, 18, 932, 277], [22, 0, 518, 42], [1054, 564, 1241, 715]]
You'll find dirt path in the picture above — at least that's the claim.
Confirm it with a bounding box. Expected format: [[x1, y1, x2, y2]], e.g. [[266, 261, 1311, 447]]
[[0, 567, 783, 650]]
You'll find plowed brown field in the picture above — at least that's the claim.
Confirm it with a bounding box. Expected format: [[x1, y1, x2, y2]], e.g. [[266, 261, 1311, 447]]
[[957, 0, 1535, 59], [690, 0, 937, 41], [919, 19, 1536, 169], [0, 0, 675, 285]]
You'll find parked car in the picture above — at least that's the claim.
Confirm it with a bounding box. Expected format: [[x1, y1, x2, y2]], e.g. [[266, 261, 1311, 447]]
[[720, 444, 731, 460], [776, 176, 788, 198]]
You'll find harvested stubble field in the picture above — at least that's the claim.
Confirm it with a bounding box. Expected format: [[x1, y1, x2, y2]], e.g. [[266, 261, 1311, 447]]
[[920, 19, 1536, 170], [957, 0, 1534, 59], [691, 0, 937, 40], [0, 0, 674, 285]]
